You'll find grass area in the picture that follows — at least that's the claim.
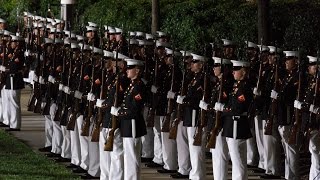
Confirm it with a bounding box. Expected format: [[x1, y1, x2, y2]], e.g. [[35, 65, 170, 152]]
[[0, 129, 79, 180]]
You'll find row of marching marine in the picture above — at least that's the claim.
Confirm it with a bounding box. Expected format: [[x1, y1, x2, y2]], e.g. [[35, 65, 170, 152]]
[[0, 11, 319, 180]]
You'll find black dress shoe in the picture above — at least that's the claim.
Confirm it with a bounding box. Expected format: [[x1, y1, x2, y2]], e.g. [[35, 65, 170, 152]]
[[260, 174, 282, 179], [38, 146, 52, 152], [73, 167, 87, 173], [5, 128, 20, 131], [54, 157, 71, 162], [66, 164, 78, 169], [247, 164, 258, 169], [45, 153, 61, 158], [249, 167, 265, 173], [170, 172, 189, 179], [80, 173, 99, 179], [141, 157, 153, 163], [145, 161, 163, 168], [157, 168, 177, 174], [0, 122, 9, 127]]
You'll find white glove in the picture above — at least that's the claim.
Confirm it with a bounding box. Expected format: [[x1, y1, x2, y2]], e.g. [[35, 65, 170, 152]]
[[309, 104, 319, 114], [176, 95, 185, 104], [33, 75, 38, 82], [199, 100, 208, 110], [167, 91, 176, 99], [48, 75, 55, 83], [294, 100, 303, 110], [110, 106, 120, 116], [141, 78, 148, 85], [96, 99, 105, 107], [214, 102, 224, 112], [151, 85, 158, 93], [24, 50, 30, 57], [39, 76, 45, 84], [58, 83, 64, 91], [0, 65, 6, 72], [253, 87, 261, 96], [87, 93, 96, 101], [63, 86, 71, 94], [74, 90, 83, 99], [270, 90, 278, 100]]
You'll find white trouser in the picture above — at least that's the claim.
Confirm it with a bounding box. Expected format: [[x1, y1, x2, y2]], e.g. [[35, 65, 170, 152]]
[[309, 130, 320, 180], [211, 131, 229, 180], [70, 117, 81, 166], [153, 115, 163, 164], [51, 103, 62, 154], [186, 126, 206, 180], [99, 128, 124, 180], [88, 119, 100, 177], [226, 137, 248, 180], [61, 125, 71, 159], [176, 121, 191, 175], [247, 127, 259, 166], [77, 115, 89, 170], [123, 137, 142, 180], [0, 88, 3, 123], [28, 70, 35, 85], [6, 89, 21, 129], [254, 116, 265, 169], [1, 87, 9, 125], [141, 106, 154, 158], [44, 115, 53, 147], [160, 115, 178, 170], [278, 125, 300, 180], [263, 119, 281, 175]]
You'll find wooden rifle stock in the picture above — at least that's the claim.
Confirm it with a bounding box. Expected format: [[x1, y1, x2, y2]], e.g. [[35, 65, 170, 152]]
[[33, 26, 42, 113], [104, 49, 119, 151]]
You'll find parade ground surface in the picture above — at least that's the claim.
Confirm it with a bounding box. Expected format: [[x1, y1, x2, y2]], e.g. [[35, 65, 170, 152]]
[[0, 87, 301, 180]]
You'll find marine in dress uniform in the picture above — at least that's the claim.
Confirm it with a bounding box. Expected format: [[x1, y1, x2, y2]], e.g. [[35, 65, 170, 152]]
[[110, 58, 147, 180], [4, 35, 25, 131], [0, 28, 9, 128], [214, 60, 253, 180], [176, 53, 206, 180], [199, 56, 233, 180]]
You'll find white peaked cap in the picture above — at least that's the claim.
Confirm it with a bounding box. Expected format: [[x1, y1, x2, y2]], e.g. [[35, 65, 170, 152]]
[[231, 60, 250, 67], [129, 31, 136, 36], [79, 44, 92, 51], [63, 38, 71, 45], [115, 27, 123, 33], [165, 48, 182, 56], [46, 24, 54, 29], [93, 47, 103, 55], [103, 50, 114, 58], [137, 39, 153, 46], [156, 31, 167, 37], [50, 28, 57, 33], [0, 18, 6, 23], [86, 26, 97, 31], [125, 58, 144, 66], [156, 41, 170, 48], [108, 28, 116, 34], [76, 35, 84, 41], [307, 56, 317, 63], [283, 51, 299, 57], [129, 39, 139, 45], [55, 19, 62, 23], [145, 33, 154, 40], [46, 18, 53, 23], [212, 57, 232, 64], [3, 30, 12, 36], [222, 39, 235, 46], [135, 31, 145, 37], [88, 22, 97, 27], [268, 46, 282, 54], [191, 53, 206, 62], [71, 43, 80, 49], [114, 52, 129, 60], [257, 45, 270, 52], [10, 35, 23, 41], [104, 25, 113, 31], [180, 50, 192, 57], [245, 41, 258, 48], [44, 38, 54, 44]]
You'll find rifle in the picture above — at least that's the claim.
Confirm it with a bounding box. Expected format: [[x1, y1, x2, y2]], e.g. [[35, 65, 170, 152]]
[[264, 46, 279, 135], [104, 49, 119, 151], [146, 43, 159, 127], [92, 24, 107, 142], [0, 33, 7, 90], [193, 60, 208, 146], [67, 29, 85, 131], [169, 51, 188, 139], [206, 59, 224, 148], [161, 49, 176, 132], [288, 49, 302, 145], [81, 44, 95, 136], [33, 24, 43, 113]]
